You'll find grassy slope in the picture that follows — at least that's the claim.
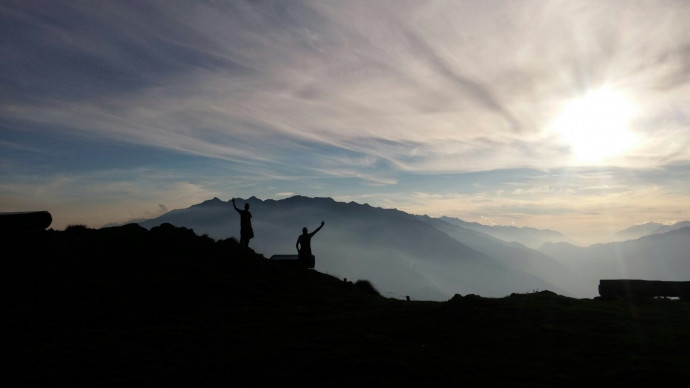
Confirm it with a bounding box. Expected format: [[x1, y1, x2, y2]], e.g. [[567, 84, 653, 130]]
[[3, 224, 690, 387]]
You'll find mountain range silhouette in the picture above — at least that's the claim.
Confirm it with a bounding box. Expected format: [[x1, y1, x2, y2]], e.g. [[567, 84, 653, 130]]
[[135, 196, 690, 299]]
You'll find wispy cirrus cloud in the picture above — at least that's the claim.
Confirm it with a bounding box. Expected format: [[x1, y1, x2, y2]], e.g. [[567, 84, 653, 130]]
[[3, 0, 689, 175], [1, 0, 689, 237]]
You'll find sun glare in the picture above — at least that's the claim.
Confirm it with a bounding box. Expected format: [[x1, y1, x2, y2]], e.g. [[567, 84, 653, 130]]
[[550, 88, 637, 163]]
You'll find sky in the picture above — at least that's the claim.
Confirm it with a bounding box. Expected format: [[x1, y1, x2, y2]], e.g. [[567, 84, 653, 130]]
[[1, 0, 689, 245]]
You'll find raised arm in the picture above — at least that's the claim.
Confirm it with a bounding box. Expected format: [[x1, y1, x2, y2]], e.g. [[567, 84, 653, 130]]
[[232, 198, 240, 212], [310, 221, 325, 237]]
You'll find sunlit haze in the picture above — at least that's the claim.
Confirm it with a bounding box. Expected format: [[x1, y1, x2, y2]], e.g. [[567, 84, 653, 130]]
[[1, 0, 689, 245], [549, 88, 638, 163]]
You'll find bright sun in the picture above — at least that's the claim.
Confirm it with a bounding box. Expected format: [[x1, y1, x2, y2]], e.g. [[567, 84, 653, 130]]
[[550, 87, 637, 163]]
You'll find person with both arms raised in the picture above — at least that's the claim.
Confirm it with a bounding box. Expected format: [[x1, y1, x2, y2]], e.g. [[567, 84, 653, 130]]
[[232, 198, 253, 248]]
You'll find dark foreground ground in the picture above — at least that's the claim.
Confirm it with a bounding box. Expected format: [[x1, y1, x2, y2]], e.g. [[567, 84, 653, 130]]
[[3, 224, 690, 387]]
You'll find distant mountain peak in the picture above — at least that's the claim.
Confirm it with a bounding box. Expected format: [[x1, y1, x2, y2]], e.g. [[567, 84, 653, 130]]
[[615, 222, 663, 235], [195, 197, 226, 207], [613, 220, 690, 241]]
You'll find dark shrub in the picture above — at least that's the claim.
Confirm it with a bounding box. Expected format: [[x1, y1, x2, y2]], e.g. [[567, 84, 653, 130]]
[[354, 280, 380, 296]]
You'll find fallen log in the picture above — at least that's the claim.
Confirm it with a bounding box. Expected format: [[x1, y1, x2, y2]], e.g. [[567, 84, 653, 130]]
[[599, 279, 690, 300]]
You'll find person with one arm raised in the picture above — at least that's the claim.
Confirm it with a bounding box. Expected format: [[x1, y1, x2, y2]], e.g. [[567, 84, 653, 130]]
[[296, 221, 324, 268]]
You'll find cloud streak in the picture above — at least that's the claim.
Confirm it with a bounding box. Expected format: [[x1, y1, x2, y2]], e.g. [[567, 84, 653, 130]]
[[1, 0, 689, 238], [3, 0, 689, 173]]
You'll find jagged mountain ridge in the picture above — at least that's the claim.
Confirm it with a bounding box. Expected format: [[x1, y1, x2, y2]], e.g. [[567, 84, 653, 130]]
[[613, 221, 690, 241], [138, 196, 565, 300], [136, 196, 690, 299]]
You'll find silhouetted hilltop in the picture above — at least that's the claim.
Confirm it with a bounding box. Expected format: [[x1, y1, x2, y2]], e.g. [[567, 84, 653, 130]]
[[4, 224, 690, 386], [3, 223, 376, 310]]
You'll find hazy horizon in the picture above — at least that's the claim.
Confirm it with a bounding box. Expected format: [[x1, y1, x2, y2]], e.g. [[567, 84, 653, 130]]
[[2, 1, 689, 246], [120, 194, 688, 248]]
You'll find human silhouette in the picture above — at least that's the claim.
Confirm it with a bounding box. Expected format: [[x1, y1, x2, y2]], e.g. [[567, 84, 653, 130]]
[[296, 221, 324, 268], [232, 198, 253, 248]]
